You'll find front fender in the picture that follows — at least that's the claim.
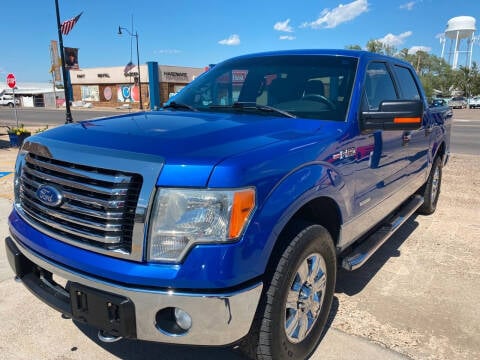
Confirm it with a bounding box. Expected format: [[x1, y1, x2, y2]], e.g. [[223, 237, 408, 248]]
[[242, 162, 351, 275]]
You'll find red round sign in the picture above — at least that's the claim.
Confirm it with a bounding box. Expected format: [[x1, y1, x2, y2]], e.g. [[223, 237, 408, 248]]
[[6, 73, 16, 89]]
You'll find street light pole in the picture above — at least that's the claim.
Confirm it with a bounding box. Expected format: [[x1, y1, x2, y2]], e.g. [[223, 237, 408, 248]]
[[54, 0, 73, 123], [118, 26, 143, 110]]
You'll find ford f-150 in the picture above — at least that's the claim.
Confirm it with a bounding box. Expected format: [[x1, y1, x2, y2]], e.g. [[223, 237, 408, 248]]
[[6, 50, 451, 360]]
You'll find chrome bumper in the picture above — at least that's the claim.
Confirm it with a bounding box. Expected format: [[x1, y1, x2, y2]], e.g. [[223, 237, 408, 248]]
[[7, 235, 263, 346]]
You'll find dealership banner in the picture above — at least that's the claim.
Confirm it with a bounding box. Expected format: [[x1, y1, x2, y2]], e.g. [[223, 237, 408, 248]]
[[64, 47, 79, 70]]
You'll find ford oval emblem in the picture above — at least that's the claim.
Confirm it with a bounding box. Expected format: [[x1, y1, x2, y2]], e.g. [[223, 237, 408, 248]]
[[36, 185, 63, 207]]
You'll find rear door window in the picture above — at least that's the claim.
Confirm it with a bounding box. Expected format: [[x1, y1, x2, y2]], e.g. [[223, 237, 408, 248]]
[[393, 65, 421, 100]]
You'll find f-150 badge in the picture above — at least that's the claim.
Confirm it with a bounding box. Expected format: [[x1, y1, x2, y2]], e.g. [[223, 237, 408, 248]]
[[332, 147, 356, 161]]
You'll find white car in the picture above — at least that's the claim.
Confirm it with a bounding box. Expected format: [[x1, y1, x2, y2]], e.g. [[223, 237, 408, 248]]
[[448, 96, 467, 109], [0, 94, 20, 107], [468, 96, 480, 109]]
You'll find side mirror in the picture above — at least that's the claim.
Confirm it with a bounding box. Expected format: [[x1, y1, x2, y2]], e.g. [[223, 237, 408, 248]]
[[361, 100, 424, 131]]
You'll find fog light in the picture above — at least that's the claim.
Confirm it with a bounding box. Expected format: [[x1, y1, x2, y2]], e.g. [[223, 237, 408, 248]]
[[155, 307, 192, 336], [174, 308, 192, 331]]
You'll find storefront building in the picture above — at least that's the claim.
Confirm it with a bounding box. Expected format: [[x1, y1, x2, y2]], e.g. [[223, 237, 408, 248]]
[[69, 63, 204, 109]]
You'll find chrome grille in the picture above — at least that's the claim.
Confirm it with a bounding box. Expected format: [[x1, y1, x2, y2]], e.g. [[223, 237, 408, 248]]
[[19, 153, 142, 253]]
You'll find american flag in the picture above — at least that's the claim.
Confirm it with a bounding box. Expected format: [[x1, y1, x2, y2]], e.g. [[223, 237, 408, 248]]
[[61, 12, 83, 36]]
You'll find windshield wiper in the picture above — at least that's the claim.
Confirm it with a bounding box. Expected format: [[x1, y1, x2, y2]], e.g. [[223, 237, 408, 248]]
[[248, 103, 296, 118], [163, 101, 198, 112], [209, 102, 296, 118]]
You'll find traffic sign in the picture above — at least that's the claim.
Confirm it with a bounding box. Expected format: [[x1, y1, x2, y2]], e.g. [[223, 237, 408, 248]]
[[6, 73, 16, 89]]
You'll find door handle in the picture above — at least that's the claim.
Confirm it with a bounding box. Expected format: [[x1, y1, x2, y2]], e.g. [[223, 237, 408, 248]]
[[402, 132, 412, 146]]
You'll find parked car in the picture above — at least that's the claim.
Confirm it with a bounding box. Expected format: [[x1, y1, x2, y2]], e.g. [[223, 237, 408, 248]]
[[468, 96, 480, 109], [431, 98, 448, 107], [6, 49, 452, 360], [448, 96, 467, 109], [0, 94, 20, 107]]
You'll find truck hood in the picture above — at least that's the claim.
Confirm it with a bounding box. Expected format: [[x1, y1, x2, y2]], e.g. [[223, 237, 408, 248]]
[[41, 110, 327, 160], [37, 110, 329, 186]]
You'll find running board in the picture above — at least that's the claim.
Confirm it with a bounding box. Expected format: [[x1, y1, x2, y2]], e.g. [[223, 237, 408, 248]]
[[341, 195, 424, 271]]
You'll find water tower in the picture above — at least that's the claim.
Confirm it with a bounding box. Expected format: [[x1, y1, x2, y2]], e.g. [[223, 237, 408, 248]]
[[440, 16, 477, 69]]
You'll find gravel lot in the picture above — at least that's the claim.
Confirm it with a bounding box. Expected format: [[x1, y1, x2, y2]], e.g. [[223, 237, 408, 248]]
[[0, 110, 479, 359]]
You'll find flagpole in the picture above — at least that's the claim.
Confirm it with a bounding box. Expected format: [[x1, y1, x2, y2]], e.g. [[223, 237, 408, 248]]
[[54, 0, 73, 123]]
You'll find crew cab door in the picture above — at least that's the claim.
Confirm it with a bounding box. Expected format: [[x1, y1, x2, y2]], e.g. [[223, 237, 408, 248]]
[[390, 64, 430, 182], [354, 61, 406, 211], [354, 60, 427, 220]]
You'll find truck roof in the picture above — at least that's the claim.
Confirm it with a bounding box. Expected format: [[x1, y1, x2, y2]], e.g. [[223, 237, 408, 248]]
[[225, 49, 411, 65]]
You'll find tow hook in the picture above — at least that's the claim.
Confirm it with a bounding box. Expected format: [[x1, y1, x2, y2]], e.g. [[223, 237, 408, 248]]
[[97, 330, 122, 343]]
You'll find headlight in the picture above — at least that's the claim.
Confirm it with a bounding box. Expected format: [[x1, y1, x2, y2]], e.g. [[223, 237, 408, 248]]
[[148, 188, 255, 262]]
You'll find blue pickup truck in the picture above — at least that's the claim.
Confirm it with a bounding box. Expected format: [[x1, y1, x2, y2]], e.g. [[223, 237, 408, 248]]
[[6, 50, 451, 360]]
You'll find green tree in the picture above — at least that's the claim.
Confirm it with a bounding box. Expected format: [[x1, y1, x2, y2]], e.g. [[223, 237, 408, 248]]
[[468, 62, 480, 96], [366, 40, 385, 54], [345, 44, 362, 50], [453, 64, 479, 97], [345, 40, 480, 99], [398, 48, 410, 60]]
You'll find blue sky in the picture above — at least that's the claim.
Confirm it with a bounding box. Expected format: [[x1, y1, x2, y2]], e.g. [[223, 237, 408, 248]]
[[1, 0, 480, 83]]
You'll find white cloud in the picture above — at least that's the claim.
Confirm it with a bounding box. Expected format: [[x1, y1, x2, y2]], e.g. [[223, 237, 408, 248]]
[[301, 0, 369, 29], [378, 31, 413, 47], [400, 1, 416, 11], [409, 45, 431, 54], [274, 19, 293, 33], [218, 34, 240, 46], [279, 35, 296, 41]]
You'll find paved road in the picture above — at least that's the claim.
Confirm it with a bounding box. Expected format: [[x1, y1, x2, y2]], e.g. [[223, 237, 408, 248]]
[[0, 107, 129, 128], [449, 108, 480, 155], [451, 118, 480, 155]]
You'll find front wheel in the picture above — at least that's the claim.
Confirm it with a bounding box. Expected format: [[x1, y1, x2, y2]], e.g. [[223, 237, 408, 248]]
[[243, 224, 336, 360], [8, 102, 14, 108], [418, 156, 442, 215]]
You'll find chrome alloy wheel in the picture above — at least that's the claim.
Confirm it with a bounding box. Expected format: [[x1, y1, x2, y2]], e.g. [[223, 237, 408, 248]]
[[431, 166, 440, 204], [284, 252, 327, 343]]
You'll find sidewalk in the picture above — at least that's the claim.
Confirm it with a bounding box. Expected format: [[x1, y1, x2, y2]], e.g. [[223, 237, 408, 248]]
[[0, 142, 16, 201]]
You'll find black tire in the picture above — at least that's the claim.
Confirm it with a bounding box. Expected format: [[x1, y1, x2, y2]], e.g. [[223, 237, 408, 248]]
[[418, 156, 442, 215], [243, 224, 336, 360], [8, 102, 14, 108]]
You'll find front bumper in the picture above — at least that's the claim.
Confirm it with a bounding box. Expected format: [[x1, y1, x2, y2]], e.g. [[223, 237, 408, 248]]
[[5, 235, 263, 346]]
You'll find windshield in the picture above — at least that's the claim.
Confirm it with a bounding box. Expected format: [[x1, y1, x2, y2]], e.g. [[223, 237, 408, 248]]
[[168, 55, 358, 121]]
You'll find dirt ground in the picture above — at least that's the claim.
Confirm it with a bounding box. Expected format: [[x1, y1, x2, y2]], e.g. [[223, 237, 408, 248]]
[[0, 111, 479, 359], [332, 153, 480, 360]]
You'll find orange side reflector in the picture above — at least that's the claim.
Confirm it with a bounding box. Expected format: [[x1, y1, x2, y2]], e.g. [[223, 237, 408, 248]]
[[229, 189, 256, 239], [394, 117, 421, 124]]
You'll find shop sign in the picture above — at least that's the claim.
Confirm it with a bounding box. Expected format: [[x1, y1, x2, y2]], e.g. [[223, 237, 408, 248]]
[[163, 71, 188, 81]]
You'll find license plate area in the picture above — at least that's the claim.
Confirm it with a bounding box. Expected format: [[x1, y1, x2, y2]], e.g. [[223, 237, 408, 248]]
[[6, 236, 136, 339], [69, 283, 136, 339]]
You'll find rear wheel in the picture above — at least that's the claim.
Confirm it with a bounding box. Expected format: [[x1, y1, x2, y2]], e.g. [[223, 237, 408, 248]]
[[243, 224, 336, 360], [8, 102, 14, 108], [418, 156, 442, 215]]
